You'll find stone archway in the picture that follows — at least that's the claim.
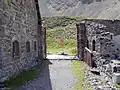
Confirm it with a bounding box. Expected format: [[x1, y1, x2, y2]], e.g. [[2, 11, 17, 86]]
[[43, 22, 83, 60]]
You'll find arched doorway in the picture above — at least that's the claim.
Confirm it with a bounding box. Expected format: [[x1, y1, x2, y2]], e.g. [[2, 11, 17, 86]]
[[26, 41, 30, 52]]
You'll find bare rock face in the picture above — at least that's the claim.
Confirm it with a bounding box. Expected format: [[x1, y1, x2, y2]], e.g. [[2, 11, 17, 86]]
[[39, 0, 120, 19]]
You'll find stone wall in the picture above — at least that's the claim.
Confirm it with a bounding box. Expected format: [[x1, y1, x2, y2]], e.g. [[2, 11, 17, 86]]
[[85, 20, 120, 59], [77, 19, 120, 67], [0, 0, 43, 81], [41, 26, 47, 59]]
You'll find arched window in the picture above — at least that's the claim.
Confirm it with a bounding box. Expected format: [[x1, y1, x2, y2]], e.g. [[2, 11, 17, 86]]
[[34, 41, 37, 51], [12, 40, 20, 57], [87, 40, 89, 49], [92, 40, 95, 51], [26, 41, 30, 52], [111, 35, 113, 40]]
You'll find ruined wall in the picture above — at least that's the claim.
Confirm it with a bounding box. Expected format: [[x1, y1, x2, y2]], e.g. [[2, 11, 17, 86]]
[[0, 0, 41, 81], [77, 19, 120, 67], [85, 20, 120, 60], [85, 20, 120, 36]]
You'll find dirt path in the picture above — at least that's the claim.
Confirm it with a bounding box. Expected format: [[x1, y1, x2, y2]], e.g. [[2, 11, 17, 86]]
[[20, 60, 76, 90]]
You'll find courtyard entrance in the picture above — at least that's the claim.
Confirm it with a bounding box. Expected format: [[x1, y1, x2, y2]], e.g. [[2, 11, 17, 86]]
[[42, 17, 83, 60], [45, 25, 78, 60]]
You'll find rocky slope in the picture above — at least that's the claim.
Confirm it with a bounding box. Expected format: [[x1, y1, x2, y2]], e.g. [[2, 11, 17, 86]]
[[39, 0, 120, 19]]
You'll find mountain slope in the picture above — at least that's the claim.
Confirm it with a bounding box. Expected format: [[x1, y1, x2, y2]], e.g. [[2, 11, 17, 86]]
[[39, 0, 120, 19]]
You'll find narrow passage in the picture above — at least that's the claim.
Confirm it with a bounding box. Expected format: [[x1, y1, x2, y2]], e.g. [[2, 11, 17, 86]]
[[20, 59, 76, 90]]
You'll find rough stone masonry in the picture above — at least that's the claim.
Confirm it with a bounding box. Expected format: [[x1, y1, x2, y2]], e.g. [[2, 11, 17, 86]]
[[77, 19, 120, 68], [0, 0, 46, 81]]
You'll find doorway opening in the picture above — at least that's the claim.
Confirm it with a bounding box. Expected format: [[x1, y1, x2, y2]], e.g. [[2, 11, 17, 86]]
[[43, 16, 79, 59]]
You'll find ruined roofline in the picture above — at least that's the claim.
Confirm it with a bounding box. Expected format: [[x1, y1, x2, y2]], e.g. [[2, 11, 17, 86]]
[[34, 0, 42, 25], [83, 18, 120, 21], [76, 18, 120, 25], [83, 18, 120, 22]]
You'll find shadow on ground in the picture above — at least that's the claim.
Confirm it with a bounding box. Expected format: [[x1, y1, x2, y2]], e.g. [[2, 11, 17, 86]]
[[20, 60, 53, 90]]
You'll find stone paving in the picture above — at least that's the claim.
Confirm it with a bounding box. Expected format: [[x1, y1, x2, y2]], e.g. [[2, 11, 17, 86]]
[[20, 60, 76, 90]]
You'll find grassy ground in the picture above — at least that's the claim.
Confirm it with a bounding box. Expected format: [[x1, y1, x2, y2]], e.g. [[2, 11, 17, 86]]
[[72, 60, 93, 90], [46, 25, 77, 55], [4, 62, 45, 90], [116, 84, 120, 88], [47, 47, 77, 55], [5, 70, 38, 90]]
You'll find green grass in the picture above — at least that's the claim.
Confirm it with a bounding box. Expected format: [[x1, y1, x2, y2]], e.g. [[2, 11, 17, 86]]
[[44, 16, 83, 55], [46, 25, 77, 55], [47, 47, 77, 55], [72, 60, 92, 90], [47, 38, 77, 55], [116, 83, 120, 88], [42, 16, 84, 29], [47, 25, 77, 40], [47, 38, 77, 50], [5, 69, 38, 90]]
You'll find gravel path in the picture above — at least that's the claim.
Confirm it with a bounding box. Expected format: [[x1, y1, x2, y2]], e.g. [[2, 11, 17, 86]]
[[20, 60, 76, 90]]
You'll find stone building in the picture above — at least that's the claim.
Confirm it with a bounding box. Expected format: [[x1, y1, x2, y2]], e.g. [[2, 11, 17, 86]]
[[0, 0, 46, 81], [77, 19, 120, 68]]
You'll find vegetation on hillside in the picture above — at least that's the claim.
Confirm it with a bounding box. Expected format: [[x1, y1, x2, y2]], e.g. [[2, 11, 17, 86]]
[[42, 16, 84, 29], [46, 26, 77, 54], [43, 16, 84, 55]]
